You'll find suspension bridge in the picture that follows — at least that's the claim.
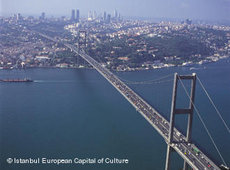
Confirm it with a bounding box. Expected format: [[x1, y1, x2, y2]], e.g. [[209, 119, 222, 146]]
[[35, 31, 229, 170]]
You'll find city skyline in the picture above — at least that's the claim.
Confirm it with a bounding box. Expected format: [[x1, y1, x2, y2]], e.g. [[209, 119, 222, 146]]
[[1, 0, 230, 21]]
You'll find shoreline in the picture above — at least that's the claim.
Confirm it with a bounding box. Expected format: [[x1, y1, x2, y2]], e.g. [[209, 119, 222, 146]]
[[0, 55, 229, 72]]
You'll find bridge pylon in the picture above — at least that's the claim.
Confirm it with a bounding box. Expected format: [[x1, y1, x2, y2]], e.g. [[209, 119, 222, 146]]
[[77, 30, 87, 49], [165, 73, 196, 170], [77, 30, 87, 66]]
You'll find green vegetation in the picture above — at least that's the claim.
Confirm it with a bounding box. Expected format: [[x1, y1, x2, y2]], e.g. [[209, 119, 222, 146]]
[[145, 35, 212, 59], [89, 32, 215, 67]]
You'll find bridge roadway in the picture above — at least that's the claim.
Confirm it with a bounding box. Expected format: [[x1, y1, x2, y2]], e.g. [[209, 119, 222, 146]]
[[37, 32, 221, 170]]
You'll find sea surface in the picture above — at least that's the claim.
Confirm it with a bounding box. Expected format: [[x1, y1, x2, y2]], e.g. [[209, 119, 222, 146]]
[[0, 59, 230, 170]]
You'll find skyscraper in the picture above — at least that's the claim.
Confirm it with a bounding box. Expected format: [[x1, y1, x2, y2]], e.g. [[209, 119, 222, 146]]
[[185, 19, 192, 25], [103, 11, 107, 21], [114, 9, 118, 18], [107, 14, 111, 23], [76, 9, 80, 22], [93, 11, 97, 20], [71, 9, 75, 21], [40, 12, 45, 20], [88, 11, 92, 21], [16, 13, 22, 21]]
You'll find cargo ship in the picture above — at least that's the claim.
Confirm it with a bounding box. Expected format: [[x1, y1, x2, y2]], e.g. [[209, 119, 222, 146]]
[[0, 78, 33, 82]]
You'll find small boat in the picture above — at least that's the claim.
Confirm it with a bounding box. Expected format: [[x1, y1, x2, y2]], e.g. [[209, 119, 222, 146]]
[[0, 78, 33, 83]]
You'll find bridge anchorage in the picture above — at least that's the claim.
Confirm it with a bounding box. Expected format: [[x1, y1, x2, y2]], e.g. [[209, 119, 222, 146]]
[[165, 73, 196, 170]]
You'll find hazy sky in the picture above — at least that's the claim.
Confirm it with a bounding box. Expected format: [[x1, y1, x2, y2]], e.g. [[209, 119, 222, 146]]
[[1, 0, 230, 21]]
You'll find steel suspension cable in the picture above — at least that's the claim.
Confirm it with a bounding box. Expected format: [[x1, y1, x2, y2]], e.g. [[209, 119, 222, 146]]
[[127, 79, 174, 85], [197, 76, 230, 134], [115, 73, 174, 85]]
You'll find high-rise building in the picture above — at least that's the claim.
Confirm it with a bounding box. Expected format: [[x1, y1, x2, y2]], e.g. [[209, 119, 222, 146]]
[[114, 9, 118, 18], [107, 14, 111, 23], [93, 11, 97, 20], [185, 19, 192, 25], [40, 12, 45, 20], [76, 9, 80, 22], [88, 11, 92, 21], [103, 11, 107, 21], [71, 9, 75, 21], [16, 13, 22, 21]]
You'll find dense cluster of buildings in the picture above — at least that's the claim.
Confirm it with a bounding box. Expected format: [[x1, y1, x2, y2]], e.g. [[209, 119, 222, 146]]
[[0, 10, 230, 71], [65, 18, 230, 71]]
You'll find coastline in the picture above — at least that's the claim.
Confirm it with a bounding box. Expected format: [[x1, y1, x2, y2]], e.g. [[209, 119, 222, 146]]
[[0, 55, 229, 72]]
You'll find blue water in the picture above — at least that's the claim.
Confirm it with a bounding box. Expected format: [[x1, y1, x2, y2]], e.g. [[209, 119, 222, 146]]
[[0, 59, 230, 170]]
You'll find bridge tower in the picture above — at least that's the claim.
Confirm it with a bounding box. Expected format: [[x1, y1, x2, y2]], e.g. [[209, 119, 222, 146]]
[[165, 73, 196, 170], [77, 30, 87, 66], [78, 30, 87, 49]]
